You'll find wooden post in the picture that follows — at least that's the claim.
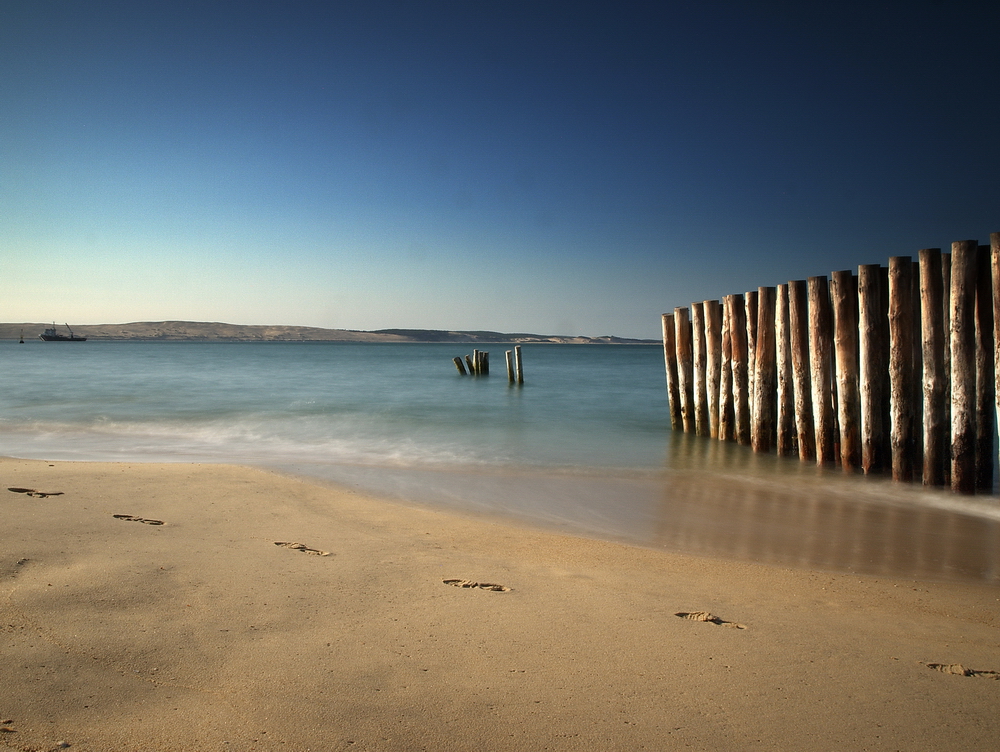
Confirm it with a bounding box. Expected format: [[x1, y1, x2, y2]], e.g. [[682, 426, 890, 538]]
[[728, 296, 750, 445], [691, 302, 709, 436], [918, 250, 947, 486], [808, 276, 836, 464], [505, 350, 515, 384], [481, 351, 490, 375], [662, 314, 682, 429], [745, 291, 759, 427], [992, 233, 1000, 485], [752, 286, 777, 453], [719, 299, 735, 441], [951, 240, 978, 494], [705, 300, 723, 439], [975, 245, 994, 491], [788, 280, 815, 461], [889, 257, 916, 482], [776, 284, 795, 456], [942, 252, 952, 484], [514, 345, 524, 385], [859, 265, 887, 474], [832, 270, 860, 471], [454, 356, 468, 375], [911, 260, 923, 477], [674, 308, 694, 433], [465, 354, 475, 375]]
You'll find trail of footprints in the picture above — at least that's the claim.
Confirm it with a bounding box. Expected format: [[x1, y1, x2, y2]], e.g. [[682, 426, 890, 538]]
[[8, 486, 63, 498]]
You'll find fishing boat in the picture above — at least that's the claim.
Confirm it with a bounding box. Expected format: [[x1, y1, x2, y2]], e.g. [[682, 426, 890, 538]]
[[39, 324, 87, 342]]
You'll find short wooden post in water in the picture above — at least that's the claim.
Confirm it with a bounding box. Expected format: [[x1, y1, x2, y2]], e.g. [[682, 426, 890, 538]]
[[951, 240, 978, 494], [465, 354, 475, 375], [454, 356, 468, 375], [788, 280, 815, 461], [859, 265, 888, 474], [661, 314, 682, 429], [832, 270, 860, 471], [674, 308, 695, 433], [719, 300, 735, 441], [776, 284, 795, 456], [975, 245, 994, 491], [808, 276, 836, 464], [919, 250, 947, 486], [889, 257, 916, 482], [505, 350, 515, 384], [691, 302, 709, 436], [705, 300, 723, 439], [514, 345, 524, 385], [728, 296, 751, 445], [752, 287, 777, 453]]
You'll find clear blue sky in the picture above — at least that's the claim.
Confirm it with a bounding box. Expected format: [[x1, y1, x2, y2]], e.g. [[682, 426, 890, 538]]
[[3, 1, 998, 339]]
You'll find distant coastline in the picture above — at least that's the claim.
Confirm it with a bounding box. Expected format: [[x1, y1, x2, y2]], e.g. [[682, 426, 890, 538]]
[[1, 321, 656, 344]]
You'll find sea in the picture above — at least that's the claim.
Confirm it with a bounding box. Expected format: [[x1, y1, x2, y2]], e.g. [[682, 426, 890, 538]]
[[2, 340, 998, 584]]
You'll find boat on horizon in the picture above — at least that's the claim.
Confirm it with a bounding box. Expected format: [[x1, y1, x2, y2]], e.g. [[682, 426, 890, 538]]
[[39, 324, 87, 342]]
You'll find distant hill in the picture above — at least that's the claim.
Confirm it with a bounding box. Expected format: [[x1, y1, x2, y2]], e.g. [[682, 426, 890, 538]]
[[1, 322, 656, 344]]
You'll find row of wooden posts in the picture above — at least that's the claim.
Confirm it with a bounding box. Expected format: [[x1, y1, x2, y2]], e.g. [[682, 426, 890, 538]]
[[454, 345, 524, 384], [661, 234, 1000, 495]]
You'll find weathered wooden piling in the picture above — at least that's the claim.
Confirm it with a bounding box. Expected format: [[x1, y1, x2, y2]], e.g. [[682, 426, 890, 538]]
[[728, 295, 750, 445], [691, 302, 709, 436], [788, 280, 815, 461], [661, 314, 682, 429], [911, 261, 924, 474], [775, 284, 795, 456], [514, 345, 524, 385], [858, 265, 887, 473], [505, 350, 515, 384], [465, 354, 475, 375], [705, 300, 723, 438], [751, 287, 777, 453], [808, 276, 836, 464], [674, 308, 695, 433], [831, 270, 860, 471], [719, 300, 735, 442], [454, 357, 468, 375], [918, 250, 947, 486], [950, 241, 978, 494], [975, 245, 994, 491], [993, 234, 1000, 482], [889, 257, 916, 482], [745, 291, 759, 428], [942, 252, 952, 483]]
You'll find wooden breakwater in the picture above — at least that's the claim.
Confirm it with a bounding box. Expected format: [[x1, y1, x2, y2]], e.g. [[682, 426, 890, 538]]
[[662, 234, 1000, 495]]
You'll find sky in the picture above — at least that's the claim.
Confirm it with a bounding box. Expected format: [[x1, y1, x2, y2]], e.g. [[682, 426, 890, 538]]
[[2, 1, 999, 339]]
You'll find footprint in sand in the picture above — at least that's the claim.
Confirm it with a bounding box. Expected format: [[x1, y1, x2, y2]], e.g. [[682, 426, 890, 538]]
[[274, 541, 330, 556], [443, 579, 511, 592], [922, 662, 1000, 679], [675, 611, 746, 629], [8, 487, 64, 498], [113, 514, 165, 526]]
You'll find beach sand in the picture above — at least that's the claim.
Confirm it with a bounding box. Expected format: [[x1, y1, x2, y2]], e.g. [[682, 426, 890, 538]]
[[2, 457, 998, 751]]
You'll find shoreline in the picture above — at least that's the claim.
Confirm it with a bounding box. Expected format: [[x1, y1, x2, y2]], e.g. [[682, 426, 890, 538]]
[[2, 457, 999, 750]]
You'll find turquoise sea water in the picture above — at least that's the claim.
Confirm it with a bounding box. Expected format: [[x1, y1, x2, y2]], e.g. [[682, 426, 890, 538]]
[[2, 340, 998, 583]]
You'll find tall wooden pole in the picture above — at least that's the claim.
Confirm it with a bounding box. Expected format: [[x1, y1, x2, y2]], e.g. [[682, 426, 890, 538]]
[[719, 299, 735, 441], [776, 284, 795, 456], [729, 296, 750, 445], [950, 240, 977, 494], [992, 233, 1000, 486], [745, 291, 759, 428], [975, 245, 995, 491], [889, 257, 916, 482], [859, 264, 887, 474], [911, 260, 923, 475], [918, 250, 947, 486], [808, 276, 836, 464], [705, 300, 723, 439], [674, 307, 694, 433], [832, 270, 860, 471], [691, 302, 709, 437], [662, 314, 682, 430], [752, 287, 777, 453], [788, 280, 815, 461], [514, 345, 524, 385], [942, 253, 952, 484]]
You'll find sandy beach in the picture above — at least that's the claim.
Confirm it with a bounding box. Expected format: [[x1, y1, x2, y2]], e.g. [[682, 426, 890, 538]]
[[2, 457, 998, 751]]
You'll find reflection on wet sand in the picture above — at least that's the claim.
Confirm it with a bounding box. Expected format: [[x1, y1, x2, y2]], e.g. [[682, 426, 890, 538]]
[[660, 433, 1000, 584]]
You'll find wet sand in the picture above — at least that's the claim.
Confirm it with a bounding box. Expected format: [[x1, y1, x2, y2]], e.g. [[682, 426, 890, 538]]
[[2, 457, 999, 751]]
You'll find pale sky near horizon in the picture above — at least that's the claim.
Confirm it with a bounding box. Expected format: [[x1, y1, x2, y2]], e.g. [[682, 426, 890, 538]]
[[3, 1, 999, 339]]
